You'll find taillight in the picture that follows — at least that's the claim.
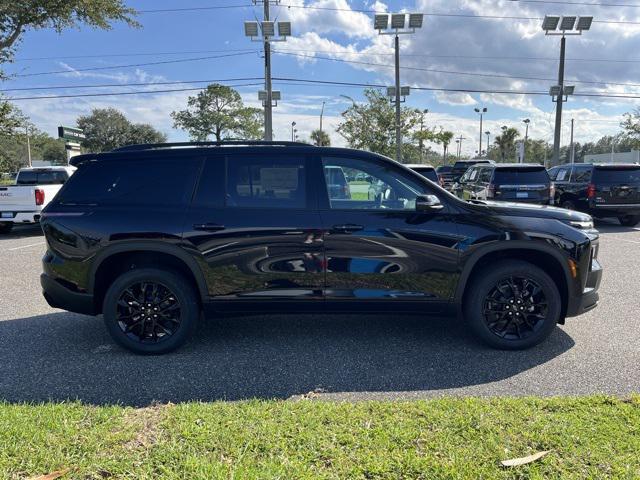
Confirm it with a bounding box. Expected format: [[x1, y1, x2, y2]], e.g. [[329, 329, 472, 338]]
[[35, 188, 45, 206], [587, 183, 596, 199], [343, 184, 350, 197], [488, 184, 496, 198], [550, 183, 556, 200], [438, 175, 445, 187]]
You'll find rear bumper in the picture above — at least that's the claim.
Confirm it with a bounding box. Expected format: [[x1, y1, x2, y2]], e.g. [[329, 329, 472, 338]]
[[41, 273, 95, 316], [589, 203, 640, 217], [0, 211, 42, 224], [566, 258, 602, 317]]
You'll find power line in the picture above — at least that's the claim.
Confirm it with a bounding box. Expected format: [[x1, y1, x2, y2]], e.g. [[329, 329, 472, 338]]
[[11, 51, 259, 78], [506, 0, 640, 7], [273, 50, 640, 89], [8, 76, 640, 101], [13, 48, 257, 62]]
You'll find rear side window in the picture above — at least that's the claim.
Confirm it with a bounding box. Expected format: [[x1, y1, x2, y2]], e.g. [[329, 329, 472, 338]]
[[225, 156, 306, 209], [592, 166, 640, 183], [57, 158, 199, 207], [493, 168, 549, 184], [478, 168, 493, 183], [17, 170, 69, 185], [193, 157, 225, 208]]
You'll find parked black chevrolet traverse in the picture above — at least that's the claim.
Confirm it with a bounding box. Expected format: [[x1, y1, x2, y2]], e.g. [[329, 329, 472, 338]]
[[40, 142, 602, 354], [549, 163, 640, 226]]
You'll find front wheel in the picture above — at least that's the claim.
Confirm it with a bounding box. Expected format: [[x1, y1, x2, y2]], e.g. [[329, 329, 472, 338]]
[[464, 260, 562, 350], [0, 222, 13, 234], [619, 215, 640, 227], [102, 268, 200, 354]]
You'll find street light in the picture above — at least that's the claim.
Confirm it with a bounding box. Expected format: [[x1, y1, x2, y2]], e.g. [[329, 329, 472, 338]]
[[244, 1, 292, 142], [375, 12, 424, 162], [542, 15, 592, 165], [522, 119, 530, 163], [474, 107, 487, 157], [485, 131, 491, 153], [291, 121, 296, 142]]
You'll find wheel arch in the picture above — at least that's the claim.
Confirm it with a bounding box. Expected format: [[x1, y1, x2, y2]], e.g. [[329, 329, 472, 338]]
[[455, 242, 573, 322], [89, 242, 208, 314]]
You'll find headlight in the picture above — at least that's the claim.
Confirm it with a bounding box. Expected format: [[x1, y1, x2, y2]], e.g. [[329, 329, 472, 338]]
[[569, 220, 594, 230]]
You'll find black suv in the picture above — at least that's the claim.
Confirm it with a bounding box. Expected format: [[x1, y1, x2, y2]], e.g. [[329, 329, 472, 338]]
[[549, 163, 640, 226], [40, 142, 602, 354], [455, 163, 553, 205]]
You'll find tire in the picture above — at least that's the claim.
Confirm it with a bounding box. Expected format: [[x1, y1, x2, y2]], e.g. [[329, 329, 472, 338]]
[[561, 200, 575, 211], [0, 222, 13, 234], [618, 215, 640, 227], [102, 268, 200, 354], [463, 260, 562, 350]]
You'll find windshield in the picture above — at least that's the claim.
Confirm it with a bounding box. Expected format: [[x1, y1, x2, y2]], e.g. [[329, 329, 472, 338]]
[[412, 167, 438, 182], [592, 166, 640, 184], [493, 168, 549, 185]]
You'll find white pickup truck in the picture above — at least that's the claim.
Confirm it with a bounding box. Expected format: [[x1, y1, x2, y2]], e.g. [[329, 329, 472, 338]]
[[0, 166, 76, 233]]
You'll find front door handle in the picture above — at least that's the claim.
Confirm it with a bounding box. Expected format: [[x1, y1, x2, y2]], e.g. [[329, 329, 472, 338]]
[[193, 223, 226, 232], [332, 224, 364, 233]]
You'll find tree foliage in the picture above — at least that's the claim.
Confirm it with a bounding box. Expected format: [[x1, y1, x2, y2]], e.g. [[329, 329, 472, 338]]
[[310, 129, 331, 146], [0, 97, 27, 135], [77, 107, 167, 152], [0, 1, 138, 66], [493, 126, 521, 162], [337, 89, 422, 160], [0, 130, 66, 172], [171, 84, 263, 141]]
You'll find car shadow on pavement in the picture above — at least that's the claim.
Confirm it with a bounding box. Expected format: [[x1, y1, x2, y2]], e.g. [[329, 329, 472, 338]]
[[0, 224, 43, 240], [0, 312, 574, 406], [594, 219, 639, 234]]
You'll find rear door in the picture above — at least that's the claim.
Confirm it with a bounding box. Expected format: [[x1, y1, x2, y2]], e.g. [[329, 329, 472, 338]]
[[183, 152, 324, 306], [492, 167, 551, 204], [591, 165, 640, 206]]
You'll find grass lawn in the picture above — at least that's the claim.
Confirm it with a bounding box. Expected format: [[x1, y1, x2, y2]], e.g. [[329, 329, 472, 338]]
[[1, 396, 638, 479]]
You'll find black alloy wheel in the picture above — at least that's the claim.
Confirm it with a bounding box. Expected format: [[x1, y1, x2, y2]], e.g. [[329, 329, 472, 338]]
[[483, 276, 548, 340], [103, 268, 199, 354], [116, 281, 182, 344], [464, 260, 561, 350]]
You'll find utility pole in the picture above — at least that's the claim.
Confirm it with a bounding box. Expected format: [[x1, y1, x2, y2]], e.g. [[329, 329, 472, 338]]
[[485, 131, 490, 153], [456, 135, 465, 159], [319, 101, 325, 143], [291, 121, 296, 142], [543, 15, 591, 165], [474, 107, 487, 157], [263, 1, 273, 141], [25, 125, 32, 167], [522, 119, 530, 163], [393, 34, 402, 162], [570, 118, 575, 164]]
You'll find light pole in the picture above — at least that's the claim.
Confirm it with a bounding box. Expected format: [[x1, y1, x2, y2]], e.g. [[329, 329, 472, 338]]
[[474, 107, 487, 157], [291, 121, 296, 142], [319, 101, 325, 143], [375, 13, 424, 162], [25, 125, 32, 167], [522, 119, 530, 163], [570, 118, 576, 163], [456, 135, 466, 160], [543, 15, 592, 165], [485, 131, 490, 154], [244, 2, 292, 141]]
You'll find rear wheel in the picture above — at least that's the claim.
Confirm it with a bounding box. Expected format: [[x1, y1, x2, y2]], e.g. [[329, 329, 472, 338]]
[[102, 268, 200, 354], [618, 215, 640, 227], [0, 222, 13, 234], [464, 260, 562, 350], [561, 200, 575, 210]]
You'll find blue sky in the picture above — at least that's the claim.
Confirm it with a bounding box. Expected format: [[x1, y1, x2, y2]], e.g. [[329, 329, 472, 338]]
[[4, 0, 640, 156]]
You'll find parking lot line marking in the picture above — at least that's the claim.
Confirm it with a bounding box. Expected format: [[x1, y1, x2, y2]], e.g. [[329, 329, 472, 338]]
[[7, 242, 45, 251]]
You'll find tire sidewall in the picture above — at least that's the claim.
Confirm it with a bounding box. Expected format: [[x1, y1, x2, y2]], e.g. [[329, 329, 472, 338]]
[[619, 215, 640, 227], [464, 261, 562, 350], [103, 268, 199, 354]]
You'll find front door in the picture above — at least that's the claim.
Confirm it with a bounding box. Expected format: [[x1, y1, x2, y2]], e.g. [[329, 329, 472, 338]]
[[317, 155, 460, 312], [183, 153, 324, 308]]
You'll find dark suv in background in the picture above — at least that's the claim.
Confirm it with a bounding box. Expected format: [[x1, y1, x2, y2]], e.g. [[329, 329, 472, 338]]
[[40, 141, 601, 354], [456, 163, 553, 205], [549, 163, 640, 226]]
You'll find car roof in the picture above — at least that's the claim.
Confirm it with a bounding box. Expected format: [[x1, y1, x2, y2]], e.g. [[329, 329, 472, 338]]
[[19, 166, 75, 171], [592, 163, 640, 168], [492, 163, 546, 169], [454, 158, 493, 164], [405, 164, 435, 169], [69, 142, 387, 167]]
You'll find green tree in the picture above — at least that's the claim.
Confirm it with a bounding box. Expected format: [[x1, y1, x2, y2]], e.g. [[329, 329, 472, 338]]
[[77, 107, 166, 152], [0, 1, 138, 67], [621, 109, 640, 148], [436, 130, 454, 163], [171, 84, 263, 141], [337, 89, 421, 160], [0, 129, 66, 172], [310, 129, 331, 146], [494, 126, 520, 162], [0, 97, 27, 135]]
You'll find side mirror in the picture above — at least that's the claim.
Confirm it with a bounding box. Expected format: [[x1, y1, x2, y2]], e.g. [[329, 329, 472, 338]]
[[416, 194, 444, 212]]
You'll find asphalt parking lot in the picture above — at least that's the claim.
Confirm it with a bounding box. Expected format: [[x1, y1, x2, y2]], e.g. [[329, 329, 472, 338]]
[[0, 221, 639, 406]]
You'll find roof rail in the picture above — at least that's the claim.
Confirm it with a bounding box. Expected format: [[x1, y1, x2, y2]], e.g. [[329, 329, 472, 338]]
[[112, 140, 311, 152]]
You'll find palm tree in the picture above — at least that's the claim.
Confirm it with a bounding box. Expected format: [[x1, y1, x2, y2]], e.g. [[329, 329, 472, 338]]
[[310, 129, 331, 146], [438, 130, 454, 163], [494, 126, 520, 162]]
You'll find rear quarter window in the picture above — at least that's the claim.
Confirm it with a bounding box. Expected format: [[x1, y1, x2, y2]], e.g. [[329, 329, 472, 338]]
[[57, 158, 199, 207], [493, 168, 550, 184]]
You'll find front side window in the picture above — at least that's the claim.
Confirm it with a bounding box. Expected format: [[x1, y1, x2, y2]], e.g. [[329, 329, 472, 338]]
[[572, 167, 592, 183], [322, 157, 429, 211], [554, 168, 570, 182], [226, 156, 306, 209]]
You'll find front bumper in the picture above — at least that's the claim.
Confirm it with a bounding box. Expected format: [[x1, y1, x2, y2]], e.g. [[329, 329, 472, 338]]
[[566, 258, 602, 317], [41, 273, 95, 316]]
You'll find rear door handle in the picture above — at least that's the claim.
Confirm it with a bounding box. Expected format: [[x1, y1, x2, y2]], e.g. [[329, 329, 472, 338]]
[[193, 223, 226, 232], [332, 224, 364, 233]]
